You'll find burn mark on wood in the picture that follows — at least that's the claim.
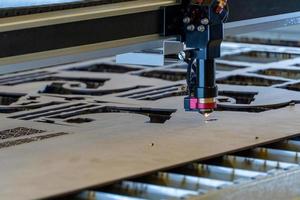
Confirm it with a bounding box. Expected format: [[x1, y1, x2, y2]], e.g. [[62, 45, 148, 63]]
[[0, 127, 45, 140], [0, 132, 70, 149]]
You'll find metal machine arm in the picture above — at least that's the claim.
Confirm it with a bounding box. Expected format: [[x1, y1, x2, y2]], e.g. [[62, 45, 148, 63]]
[[164, 0, 228, 115]]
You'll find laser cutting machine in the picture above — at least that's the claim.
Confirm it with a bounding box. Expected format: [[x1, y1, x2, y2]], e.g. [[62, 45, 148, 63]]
[[1, 0, 300, 115], [1, 1, 300, 200]]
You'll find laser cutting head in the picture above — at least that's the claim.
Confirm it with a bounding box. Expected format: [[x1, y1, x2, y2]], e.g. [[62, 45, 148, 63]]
[[178, 0, 228, 117]]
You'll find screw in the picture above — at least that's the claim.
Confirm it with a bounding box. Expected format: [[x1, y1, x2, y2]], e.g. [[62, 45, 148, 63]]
[[178, 51, 186, 61], [197, 25, 206, 32], [201, 18, 209, 25], [181, 85, 187, 91], [187, 24, 195, 31], [183, 17, 191, 24]]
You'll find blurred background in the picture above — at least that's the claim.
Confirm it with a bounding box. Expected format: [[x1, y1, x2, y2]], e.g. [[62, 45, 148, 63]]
[[0, 0, 82, 8]]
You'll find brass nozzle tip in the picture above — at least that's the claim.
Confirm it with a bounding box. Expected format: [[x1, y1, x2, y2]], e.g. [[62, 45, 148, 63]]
[[199, 109, 214, 117]]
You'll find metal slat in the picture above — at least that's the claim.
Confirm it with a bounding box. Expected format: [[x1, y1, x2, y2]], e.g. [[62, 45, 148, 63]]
[[76, 191, 146, 200], [103, 180, 200, 200], [141, 172, 233, 191], [243, 147, 300, 164], [195, 164, 267, 181], [170, 163, 266, 182], [223, 155, 298, 172], [267, 140, 300, 152]]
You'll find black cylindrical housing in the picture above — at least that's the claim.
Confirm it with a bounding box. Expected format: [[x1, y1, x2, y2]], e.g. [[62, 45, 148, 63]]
[[195, 59, 218, 98]]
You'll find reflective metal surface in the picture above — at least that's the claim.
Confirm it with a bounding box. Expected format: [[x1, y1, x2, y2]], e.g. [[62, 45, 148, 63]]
[[0, 0, 82, 8], [225, 11, 300, 36]]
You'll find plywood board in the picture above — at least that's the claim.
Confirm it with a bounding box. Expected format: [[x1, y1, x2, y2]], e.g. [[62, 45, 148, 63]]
[[0, 42, 300, 199]]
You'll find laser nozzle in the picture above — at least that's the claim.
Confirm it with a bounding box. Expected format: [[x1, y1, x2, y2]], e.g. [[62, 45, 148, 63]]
[[184, 97, 216, 116]]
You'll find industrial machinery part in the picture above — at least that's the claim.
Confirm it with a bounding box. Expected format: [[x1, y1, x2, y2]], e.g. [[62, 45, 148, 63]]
[[163, 0, 229, 115], [1, 0, 300, 64], [1, 0, 300, 111], [117, 0, 229, 115]]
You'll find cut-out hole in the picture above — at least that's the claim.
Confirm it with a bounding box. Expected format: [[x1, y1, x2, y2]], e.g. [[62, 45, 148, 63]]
[[255, 68, 300, 80], [41, 83, 149, 96], [221, 51, 300, 63], [65, 97, 85, 101], [0, 93, 25, 105], [19, 101, 39, 106], [39, 77, 108, 89], [65, 118, 94, 124], [218, 91, 258, 104], [56, 106, 177, 124], [120, 84, 187, 101], [10, 103, 176, 124], [42, 83, 72, 95], [139, 70, 186, 81], [0, 71, 56, 86], [217, 97, 231, 103], [68, 63, 141, 73], [216, 102, 295, 113], [0, 102, 65, 114], [70, 83, 80, 87], [281, 83, 300, 92], [217, 75, 285, 86], [216, 63, 247, 71]]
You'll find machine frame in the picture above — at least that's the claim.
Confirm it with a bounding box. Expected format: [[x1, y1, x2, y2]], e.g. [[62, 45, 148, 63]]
[[1, 0, 300, 66]]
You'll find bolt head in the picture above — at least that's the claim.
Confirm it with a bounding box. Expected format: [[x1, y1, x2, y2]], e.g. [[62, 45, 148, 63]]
[[183, 17, 191, 24], [201, 18, 209, 25], [197, 25, 206, 32], [187, 25, 195, 31], [178, 51, 186, 61]]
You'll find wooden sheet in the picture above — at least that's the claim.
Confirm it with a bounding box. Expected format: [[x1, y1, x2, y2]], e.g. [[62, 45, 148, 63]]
[[0, 42, 300, 199]]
